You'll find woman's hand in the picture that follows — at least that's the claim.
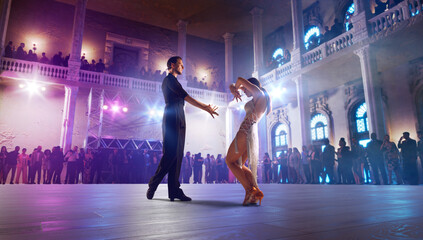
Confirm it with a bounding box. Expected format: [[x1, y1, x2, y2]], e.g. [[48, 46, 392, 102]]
[[229, 84, 242, 102], [204, 104, 219, 118]]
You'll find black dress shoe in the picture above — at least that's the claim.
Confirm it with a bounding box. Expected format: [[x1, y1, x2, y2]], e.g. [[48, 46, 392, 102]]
[[146, 188, 155, 200], [169, 193, 192, 202]]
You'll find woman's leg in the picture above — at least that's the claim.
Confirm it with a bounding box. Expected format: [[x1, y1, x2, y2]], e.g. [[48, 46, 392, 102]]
[[226, 132, 254, 191]]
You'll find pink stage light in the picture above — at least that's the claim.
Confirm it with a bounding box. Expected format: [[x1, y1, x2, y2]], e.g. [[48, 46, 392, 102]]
[[122, 107, 128, 113], [19, 83, 26, 88], [41, 86, 46, 91], [103, 105, 109, 110], [112, 105, 120, 112]]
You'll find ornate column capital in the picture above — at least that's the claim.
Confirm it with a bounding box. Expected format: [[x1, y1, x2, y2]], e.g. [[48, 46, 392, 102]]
[[353, 44, 370, 59], [222, 32, 235, 41], [177, 20, 188, 32], [250, 7, 264, 16]]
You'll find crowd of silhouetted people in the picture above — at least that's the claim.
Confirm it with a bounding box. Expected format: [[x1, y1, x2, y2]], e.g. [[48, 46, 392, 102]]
[[0, 145, 232, 185], [263, 131, 423, 185]]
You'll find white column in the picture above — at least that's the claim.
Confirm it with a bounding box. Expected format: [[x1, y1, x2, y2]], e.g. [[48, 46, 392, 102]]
[[295, 75, 311, 147], [60, 86, 79, 153], [67, 0, 87, 81], [250, 7, 264, 78], [354, 45, 386, 138], [0, 0, 12, 57], [223, 32, 234, 92], [177, 20, 188, 86], [290, 0, 304, 71]]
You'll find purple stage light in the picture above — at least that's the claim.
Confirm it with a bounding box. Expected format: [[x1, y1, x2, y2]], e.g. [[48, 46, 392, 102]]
[[103, 105, 109, 110], [122, 107, 128, 113]]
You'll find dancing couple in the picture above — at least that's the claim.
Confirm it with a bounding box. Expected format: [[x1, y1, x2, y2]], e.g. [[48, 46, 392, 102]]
[[146, 56, 271, 206]]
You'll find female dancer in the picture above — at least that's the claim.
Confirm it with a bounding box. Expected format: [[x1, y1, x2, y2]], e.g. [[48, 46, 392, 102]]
[[226, 77, 271, 206]]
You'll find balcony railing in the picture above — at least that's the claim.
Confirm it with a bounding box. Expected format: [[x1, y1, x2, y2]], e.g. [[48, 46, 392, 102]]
[[260, 62, 293, 86], [368, 2, 410, 35], [0, 57, 228, 104], [302, 31, 354, 67]]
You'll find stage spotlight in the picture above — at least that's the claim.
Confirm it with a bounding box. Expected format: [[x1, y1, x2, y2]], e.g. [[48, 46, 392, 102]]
[[41, 86, 46, 91], [103, 105, 109, 110], [26, 82, 39, 93], [282, 87, 287, 92], [112, 105, 120, 112], [19, 83, 26, 88], [149, 110, 156, 116], [122, 107, 128, 113]]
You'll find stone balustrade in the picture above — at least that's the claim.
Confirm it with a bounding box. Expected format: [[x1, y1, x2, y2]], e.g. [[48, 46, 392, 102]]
[[302, 44, 324, 67], [0, 57, 229, 104], [326, 31, 354, 57], [368, 2, 409, 35], [260, 62, 293, 86]]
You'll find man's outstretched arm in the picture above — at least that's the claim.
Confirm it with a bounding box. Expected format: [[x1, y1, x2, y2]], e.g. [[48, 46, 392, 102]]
[[184, 95, 219, 118]]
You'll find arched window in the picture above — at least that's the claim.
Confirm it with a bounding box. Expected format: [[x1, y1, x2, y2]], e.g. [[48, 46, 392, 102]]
[[351, 102, 370, 147], [304, 26, 321, 50], [272, 48, 284, 67], [272, 123, 288, 158], [311, 114, 329, 141], [345, 3, 355, 31]]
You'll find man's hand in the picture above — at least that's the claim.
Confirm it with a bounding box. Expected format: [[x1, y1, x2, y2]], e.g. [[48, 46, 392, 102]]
[[204, 104, 219, 118]]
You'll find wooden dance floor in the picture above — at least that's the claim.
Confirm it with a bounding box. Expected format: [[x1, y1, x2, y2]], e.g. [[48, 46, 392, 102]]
[[1, 184, 423, 239]]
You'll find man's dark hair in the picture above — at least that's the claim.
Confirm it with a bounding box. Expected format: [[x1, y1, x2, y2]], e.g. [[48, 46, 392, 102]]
[[167, 56, 182, 70]]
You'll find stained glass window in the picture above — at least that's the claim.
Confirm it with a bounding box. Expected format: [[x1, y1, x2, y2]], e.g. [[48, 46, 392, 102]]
[[345, 3, 355, 31], [355, 102, 369, 133], [311, 114, 328, 141], [274, 124, 288, 147], [304, 26, 321, 50]]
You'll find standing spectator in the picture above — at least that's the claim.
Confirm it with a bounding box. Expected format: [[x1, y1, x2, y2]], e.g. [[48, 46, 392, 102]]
[[204, 154, 212, 183], [209, 155, 217, 183], [15, 148, 29, 184], [292, 148, 302, 183], [76, 148, 85, 184], [0, 146, 7, 184], [39, 52, 49, 64], [381, 135, 402, 185], [91, 147, 106, 184], [109, 149, 120, 184], [279, 151, 289, 184], [3, 146, 20, 184], [193, 153, 203, 184], [366, 133, 388, 185], [52, 51, 63, 66], [83, 148, 94, 184], [263, 153, 271, 183], [16, 43, 26, 60], [96, 59, 105, 72], [4, 41, 13, 58], [337, 138, 354, 184], [42, 149, 51, 184], [310, 145, 322, 184], [351, 138, 366, 184], [63, 54, 70, 67], [64, 146, 79, 184], [271, 154, 280, 183], [141, 149, 150, 183], [27, 50, 37, 62], [216, 153, 224, 183], [300, 146, 310, 184], [398, 132, 419, 185], [322, 139, 336, 184], [52, 147, 64, 184]]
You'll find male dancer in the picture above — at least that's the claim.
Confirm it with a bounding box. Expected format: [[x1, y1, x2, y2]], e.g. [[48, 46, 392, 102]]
[[147, 56, 218, 201]]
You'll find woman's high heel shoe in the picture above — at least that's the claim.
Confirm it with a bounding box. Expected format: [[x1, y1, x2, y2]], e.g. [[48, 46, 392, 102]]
[[251, 187, 264, 206], [242, 188, 255, 206]]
